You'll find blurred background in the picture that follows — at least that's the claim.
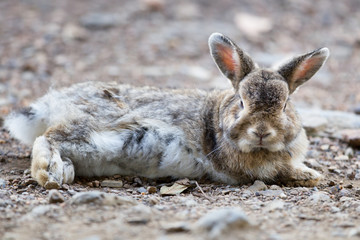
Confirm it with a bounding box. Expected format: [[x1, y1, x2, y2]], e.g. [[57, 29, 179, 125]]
[[0, 0, 359, 116]]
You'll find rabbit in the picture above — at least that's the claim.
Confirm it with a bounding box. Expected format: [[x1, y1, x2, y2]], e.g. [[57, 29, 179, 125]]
[[4, 33, 329, 189]]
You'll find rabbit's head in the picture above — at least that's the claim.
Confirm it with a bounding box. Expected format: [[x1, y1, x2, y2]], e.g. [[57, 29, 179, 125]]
[[209, 33, 329, 153]]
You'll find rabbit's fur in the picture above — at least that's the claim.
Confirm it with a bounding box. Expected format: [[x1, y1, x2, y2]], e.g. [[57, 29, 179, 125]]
[[5, 33, 329, 189]]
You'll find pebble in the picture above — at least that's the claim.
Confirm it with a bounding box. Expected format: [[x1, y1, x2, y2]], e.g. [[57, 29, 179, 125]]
[[248, 180, 268, 193], [48, 189, 65, 204], [306, 192, 331, 204], [340, 129, 360, 147], [298, 109, 360, 131], [345, 147, 354, 157], [338, 189, 351, 197], [80, 12, 121, 29], [137, 187, 147, 194], [334, 155, 349, 161], [101, 180, 123, 188], [162, 222, 190, 233], [69, 191, 137, 206], [195, 208, 250, 237], [0, 178, 6, 188], [257, 190, 286, 198], [126, 205, 152, 225], [61, 23, 87, 42], [147, 196, 160, 206], [320, 144, 330, 151], [269, 185, 282, 190], [147, 186, 157, 194], [306, 150, 320, 158], [265, 200, 285, 212]]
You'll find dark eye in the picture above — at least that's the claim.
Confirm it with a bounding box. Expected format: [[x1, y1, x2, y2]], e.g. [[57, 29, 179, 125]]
[[240, 101, 244, 109], [283, 103, 287, 112]]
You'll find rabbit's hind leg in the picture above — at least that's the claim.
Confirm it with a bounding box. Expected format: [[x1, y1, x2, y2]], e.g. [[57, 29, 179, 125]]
[[31, 135, 75, 189]]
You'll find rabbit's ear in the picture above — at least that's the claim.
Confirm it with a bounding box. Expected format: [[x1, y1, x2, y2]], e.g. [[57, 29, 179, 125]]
[[209, 33, 255, 90], [278, 48, 330, 94]]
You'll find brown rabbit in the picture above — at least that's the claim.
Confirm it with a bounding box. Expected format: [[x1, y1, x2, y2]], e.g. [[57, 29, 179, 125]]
[[5, 33, 329, 189]]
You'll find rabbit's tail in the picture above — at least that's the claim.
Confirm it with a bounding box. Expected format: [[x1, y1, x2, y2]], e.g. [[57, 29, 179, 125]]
[[4, 106, 48, 146]]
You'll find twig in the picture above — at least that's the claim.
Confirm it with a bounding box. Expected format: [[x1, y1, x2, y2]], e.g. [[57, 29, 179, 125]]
[[193, 180, 214, 202]]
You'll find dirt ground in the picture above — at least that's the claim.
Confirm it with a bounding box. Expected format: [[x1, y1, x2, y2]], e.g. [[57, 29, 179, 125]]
[[0, 0, 360, 239]]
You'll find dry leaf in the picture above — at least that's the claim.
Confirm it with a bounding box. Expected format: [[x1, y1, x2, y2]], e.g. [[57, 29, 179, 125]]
[[160, 179, 192, 196]]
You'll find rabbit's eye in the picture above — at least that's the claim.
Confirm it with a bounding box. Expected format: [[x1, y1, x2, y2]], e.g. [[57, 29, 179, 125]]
[[240, 101, 244, 109]]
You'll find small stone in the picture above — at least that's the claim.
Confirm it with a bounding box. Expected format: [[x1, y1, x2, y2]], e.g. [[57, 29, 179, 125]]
[[339, 189, 351, 197], [162, 222, 190, 233], [265, 200, 285, 212], [126, 205, 152, 225], [48, 189, 65, 204], [195, 208, 250, 237], [340, 129, 360, 147], [269, 185, 282, 190], [329, 185, 342, 194], [69, 191, 137, 206], [133, 177, 143, 185], [258, 190, 286, 198], [328, 166, 341, 174], [80, 12, 121, 30], [320, 144, 330, 151], [328, 180, 336, 187], [137, 187, 147, 194], [62, 23, 87, 42], [101, 180, 123, 188], [0, 178, 6, 188], [330, 206, 340, 213], [248, 180, 268, 193], [241, 189, 253, 198], [334, 155, 349, 161], [306, 150, 320, 158], [300, 116, 327, 135], [345, 147, 354, 157], [93, 180, 100, 188], [306, 192, 331, 204], [147, 186, 157, 194], [147, 196, 159, 205]]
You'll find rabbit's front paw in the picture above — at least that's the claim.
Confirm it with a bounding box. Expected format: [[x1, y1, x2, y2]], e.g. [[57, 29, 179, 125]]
[[31, 136, 75, 189], [284, 165, 323, 187]]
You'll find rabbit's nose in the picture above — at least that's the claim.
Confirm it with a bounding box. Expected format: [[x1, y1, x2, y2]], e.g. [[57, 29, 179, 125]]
[[252, 131, 271, 140]]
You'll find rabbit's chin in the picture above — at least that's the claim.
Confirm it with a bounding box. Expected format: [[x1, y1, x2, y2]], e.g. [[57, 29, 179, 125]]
[[237, 139, 285, 153]]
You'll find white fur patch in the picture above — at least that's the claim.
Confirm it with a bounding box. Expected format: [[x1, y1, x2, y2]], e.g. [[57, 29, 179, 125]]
[[5, 111, 47, 145], [90, 131, 127, 153]]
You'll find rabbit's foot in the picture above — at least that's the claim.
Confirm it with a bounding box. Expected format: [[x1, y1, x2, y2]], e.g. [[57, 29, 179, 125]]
[[283, 164, 323, 187], [31, 136, 75, 189]]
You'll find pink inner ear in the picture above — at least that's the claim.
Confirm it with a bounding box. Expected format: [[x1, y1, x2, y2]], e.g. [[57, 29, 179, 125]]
[[292, 56, 321, 81], [216, 44, 237, 72]]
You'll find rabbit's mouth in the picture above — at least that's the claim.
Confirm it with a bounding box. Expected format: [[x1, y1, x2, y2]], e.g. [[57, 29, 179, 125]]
[[238, 138, 285, 153]]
